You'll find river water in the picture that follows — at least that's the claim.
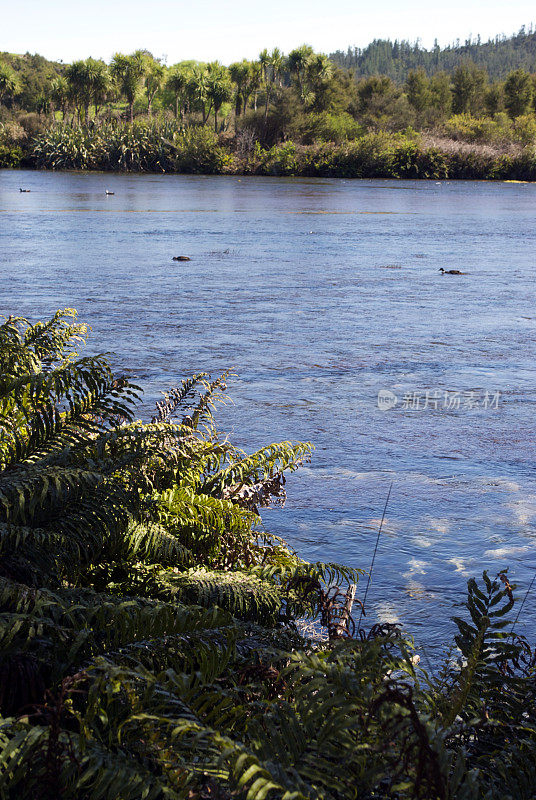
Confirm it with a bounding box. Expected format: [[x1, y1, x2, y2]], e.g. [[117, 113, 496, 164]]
[[1, 168, 535, 659]]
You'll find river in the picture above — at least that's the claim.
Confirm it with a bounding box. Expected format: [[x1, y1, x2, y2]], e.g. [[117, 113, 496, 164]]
[[1, 168, 535, 659]]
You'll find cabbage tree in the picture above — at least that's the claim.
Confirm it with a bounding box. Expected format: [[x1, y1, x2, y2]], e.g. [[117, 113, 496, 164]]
[[111, 51, 145, 123]]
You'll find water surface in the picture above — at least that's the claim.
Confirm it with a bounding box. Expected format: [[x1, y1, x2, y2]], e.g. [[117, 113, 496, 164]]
[[2, 169, 536, 660]]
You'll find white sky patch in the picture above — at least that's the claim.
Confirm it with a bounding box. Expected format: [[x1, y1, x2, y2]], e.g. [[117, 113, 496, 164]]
[[5, 0, 534, 65]]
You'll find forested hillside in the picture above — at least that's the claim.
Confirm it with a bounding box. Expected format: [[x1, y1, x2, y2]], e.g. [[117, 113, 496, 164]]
[[0, 51, 63, 112], [330, 25, 536, 81]]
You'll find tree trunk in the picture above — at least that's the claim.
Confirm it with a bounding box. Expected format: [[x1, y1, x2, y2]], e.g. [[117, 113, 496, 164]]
[[202, 102, 212, 125], [214, 108, 218, 132], [175, 96, 179, 119], [129, 101, 134, 123]]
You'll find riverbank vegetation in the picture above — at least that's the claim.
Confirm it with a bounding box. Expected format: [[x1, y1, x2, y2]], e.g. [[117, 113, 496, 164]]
[[3, 29, 536, 177], [1, 308, 536, 798]]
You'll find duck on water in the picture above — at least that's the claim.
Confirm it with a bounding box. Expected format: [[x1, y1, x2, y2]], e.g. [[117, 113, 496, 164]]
[[439, 268, 467, 275]]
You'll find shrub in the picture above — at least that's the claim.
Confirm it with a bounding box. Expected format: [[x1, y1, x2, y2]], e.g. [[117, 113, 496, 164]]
[[513, 113, 536, 146], [288, 111, 364, 144], [445, 112, 513, 145], [171, 126, 235, 173], [0, 143, 23, 167], [15, 111, 48, 138], [261, 140, 301, 175]]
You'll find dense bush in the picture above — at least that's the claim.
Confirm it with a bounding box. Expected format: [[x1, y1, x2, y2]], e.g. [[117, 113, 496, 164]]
[[31, 122, 180, 171], [287, 111, 364, 144], [171, 126, 235, 173], [12, 120, 536, 179], [444, 112, 514, 145], [30, 123, 235, 173], [512, 113, 536, 145], [0, 143, 23, 167]]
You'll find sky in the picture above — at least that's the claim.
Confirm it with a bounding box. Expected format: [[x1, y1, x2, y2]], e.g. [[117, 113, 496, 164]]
[[2, 0, 535, 65]]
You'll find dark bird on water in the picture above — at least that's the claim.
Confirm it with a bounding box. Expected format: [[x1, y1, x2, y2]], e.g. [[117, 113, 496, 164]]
[[173, 256, 191, 261], [105, 190, 114, 195], [19, 188, 31, 193], [439, 268, 466, 275]]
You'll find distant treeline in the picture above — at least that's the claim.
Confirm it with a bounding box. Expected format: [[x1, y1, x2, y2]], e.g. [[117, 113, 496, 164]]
[[3, 30, 536, 179], [330, 25, 536, 81]]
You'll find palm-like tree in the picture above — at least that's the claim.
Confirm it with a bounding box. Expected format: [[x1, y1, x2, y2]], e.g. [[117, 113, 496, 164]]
[[140, 52, 165, 117], [65, 60, 89, 123], [0, 60, 20, 105], [229, 60, 250, 117], [65, 58, 109, 123], [188, 64, 211, 124], [166, 64, 191, 120], [259, 48, 271, 120], [229, 60, 261, 117], [270, 47, 284, 89], [206, 62, 232, 131], [304, 53, 333, 109], [90, 60, 111, 120], [111, 52, 145, 123], [259, 48, 284, 122], [49, 76, 69, 121], [287, 45, 314, 97], [250, 61, 262, 111]]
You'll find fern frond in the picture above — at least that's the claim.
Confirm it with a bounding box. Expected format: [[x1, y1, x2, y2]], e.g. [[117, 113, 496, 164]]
[[123, 521, 194, 567], [190, 371, 233, 429], [151, 373, 208, 423], [153, 568, 283, 624], [203, 441, 313, 496]]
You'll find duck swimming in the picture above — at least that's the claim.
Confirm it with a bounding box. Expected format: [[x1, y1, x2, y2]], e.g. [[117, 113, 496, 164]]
[[173, 256, 191, 261], [439, 268, 466, 275]]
